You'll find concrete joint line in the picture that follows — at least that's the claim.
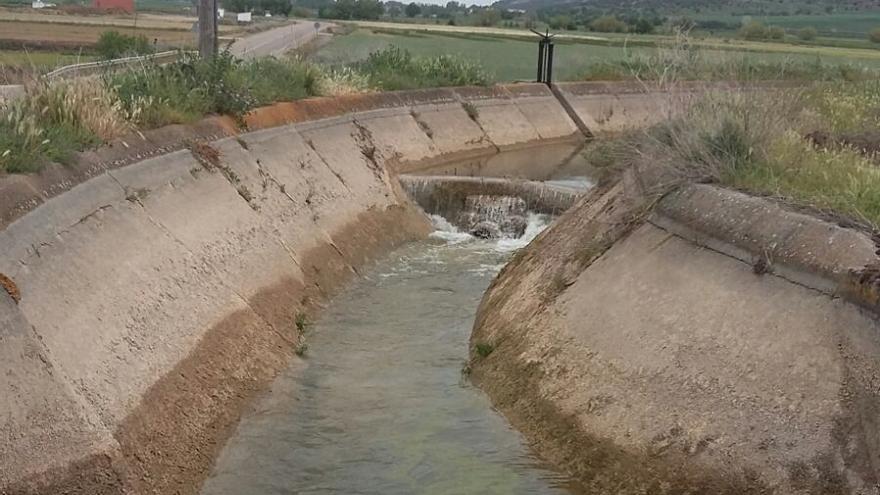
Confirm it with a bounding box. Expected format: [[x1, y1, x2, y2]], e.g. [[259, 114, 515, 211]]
[[452, 94, 500, 153], [303, 138, 353, 194], [647, 216, 836, 299], [549, 83, 593, 139]]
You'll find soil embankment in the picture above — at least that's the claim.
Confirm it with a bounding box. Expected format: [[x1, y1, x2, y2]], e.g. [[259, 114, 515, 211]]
[[470, 163, 880, 493], [0, 83, 583, 494]]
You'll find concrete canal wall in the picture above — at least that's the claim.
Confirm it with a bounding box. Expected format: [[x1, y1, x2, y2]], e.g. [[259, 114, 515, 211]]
[[0, 83, 583, 494]]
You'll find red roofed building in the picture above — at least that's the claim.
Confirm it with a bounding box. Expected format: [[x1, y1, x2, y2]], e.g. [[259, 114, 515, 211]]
[[93, 0, 134, 13]]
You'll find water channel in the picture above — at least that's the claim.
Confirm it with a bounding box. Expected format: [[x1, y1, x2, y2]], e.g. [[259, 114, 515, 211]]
[[200, 211, 586, 494]]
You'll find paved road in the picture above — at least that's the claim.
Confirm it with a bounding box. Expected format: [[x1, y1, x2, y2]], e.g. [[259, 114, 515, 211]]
[[230, 21, 334, 59]]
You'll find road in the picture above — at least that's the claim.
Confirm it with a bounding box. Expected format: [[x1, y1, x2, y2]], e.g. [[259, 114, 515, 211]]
[[230, 21, 334, 59]]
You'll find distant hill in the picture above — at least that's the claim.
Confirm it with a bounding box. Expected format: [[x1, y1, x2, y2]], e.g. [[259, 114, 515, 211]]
[[493, 0, 880, 14]]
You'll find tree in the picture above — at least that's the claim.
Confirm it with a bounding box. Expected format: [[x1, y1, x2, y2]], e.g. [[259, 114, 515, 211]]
[[797, 27, 818, 41], [632, 17, 654, 34], [739, 20, 768, 40], [589, 15, 627, 33], [477, 8, 500, 27], [405, 2, 420, 17], [870, 28, 880, 44], [354, 0, 382, 19], [767, 26, 785, 40]]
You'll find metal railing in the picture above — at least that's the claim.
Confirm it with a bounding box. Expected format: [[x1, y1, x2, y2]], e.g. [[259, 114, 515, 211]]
[[44, 50, 190, 80]]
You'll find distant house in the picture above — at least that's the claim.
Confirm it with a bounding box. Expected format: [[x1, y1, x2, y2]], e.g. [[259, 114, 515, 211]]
[[93, 0, 134, 13], [31, 0, 53, 8]]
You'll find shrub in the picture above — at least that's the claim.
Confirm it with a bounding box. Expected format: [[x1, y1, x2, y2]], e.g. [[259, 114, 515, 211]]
[[110, 52, 320, 127], [739, 20, 769, 40], [767, 26, 785, 40], [0, 79, 129, 173], [797, 27, 818, 41], [870, 28, 880, 44], [96, 30, 153, 60], [590, 15, 627, 33], [356, 46, 490, 91], [608, 80, 880, 228]]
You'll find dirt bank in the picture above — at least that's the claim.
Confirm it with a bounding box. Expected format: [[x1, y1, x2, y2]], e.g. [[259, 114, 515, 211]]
[[470, 170, 880, 494]]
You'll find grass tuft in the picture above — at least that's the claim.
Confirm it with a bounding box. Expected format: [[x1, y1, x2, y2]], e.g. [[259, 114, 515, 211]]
[[475, 342, 495, 358], [295, 311, 310, 333]]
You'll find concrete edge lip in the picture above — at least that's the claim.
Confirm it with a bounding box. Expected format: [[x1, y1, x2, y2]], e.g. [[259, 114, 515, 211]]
[[654, 183, 880, 310]]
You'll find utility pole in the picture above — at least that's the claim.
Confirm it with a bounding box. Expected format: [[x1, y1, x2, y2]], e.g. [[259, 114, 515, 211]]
[[198, 0, 217, 58]]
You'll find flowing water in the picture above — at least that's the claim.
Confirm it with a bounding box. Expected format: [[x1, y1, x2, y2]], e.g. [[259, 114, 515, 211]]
[[200, 213, 579, 495]]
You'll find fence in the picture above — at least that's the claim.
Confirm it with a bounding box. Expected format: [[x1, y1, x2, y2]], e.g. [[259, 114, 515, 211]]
[[44, 50, 189, 80]]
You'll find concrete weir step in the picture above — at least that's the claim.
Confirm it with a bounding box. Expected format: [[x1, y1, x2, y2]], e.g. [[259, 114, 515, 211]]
[[398, 174, 585, 219]]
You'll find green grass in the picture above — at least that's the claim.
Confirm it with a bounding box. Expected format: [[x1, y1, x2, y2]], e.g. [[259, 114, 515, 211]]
[[0, 49, 97, 68], [693, 12, 880, 39], [475, 342, 494, 358], [603, 79, 880, 229], [316, 28, 880, 82], [354, 45, 489, 90]]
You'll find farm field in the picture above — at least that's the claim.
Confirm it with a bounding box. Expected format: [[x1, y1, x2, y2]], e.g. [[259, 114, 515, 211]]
[[315, 27, 880, 81], [0, 20, 198, 48], [0, 8, 286, 49], [693, 11, 880, 39], [0, 49, 96, 67]]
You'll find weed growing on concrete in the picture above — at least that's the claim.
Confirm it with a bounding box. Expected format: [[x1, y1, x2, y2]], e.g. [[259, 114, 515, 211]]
[[462, 101, 480, 122], [295, 342, 309, 357], [295, 312, 310, 333], [475, 342, 495, 358]]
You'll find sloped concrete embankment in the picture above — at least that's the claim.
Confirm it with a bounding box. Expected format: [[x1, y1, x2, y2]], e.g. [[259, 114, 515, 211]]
[[0, 83, 582, 495], [470, 168, 880, 493]]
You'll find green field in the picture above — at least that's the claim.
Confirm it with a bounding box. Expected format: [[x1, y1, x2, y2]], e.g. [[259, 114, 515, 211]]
[[693, 11, 880, 39], [0, 49, 96, 68], [314, 28, 880, 82]]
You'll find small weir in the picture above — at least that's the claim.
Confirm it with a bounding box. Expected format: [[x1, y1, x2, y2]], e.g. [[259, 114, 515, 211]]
[[200, 176, 591, 494]]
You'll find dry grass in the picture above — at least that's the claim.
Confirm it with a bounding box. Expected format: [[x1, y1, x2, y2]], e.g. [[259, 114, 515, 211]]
[[0, 77, 130, 172], [609, 84, 880, 228]]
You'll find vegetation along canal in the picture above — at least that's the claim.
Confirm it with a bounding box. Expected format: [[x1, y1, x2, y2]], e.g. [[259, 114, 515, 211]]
[[200, 210, 582, 494]]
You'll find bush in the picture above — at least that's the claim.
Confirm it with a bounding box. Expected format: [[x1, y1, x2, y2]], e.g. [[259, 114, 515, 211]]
[[0, 79, 129, 173], [590, 15, 627, 33], [767, 26, 785, 40], [797, 27, 818, 41], [356, 46, 490, 91], [611, 81, 880, 228], [96, 30, 153, 60], [870, 28, 880, 44], [110, 52, 320, 127], [739, 20, 768, 40]]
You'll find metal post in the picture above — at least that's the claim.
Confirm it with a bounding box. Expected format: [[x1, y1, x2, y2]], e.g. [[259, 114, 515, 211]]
[[531, 29, 555, 85], [198, 0, 217, 58], [536, 39, 545, 83]]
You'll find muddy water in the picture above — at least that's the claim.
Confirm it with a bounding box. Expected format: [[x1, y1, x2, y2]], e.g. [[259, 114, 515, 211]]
[[200, 214, 578, 495]]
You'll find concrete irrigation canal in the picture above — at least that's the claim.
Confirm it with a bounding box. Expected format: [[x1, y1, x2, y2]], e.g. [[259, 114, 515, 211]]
[[2, 82, 880, 494]]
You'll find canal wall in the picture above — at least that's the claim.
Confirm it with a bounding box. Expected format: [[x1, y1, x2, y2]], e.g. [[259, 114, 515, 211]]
[[0, 83, 583, 494], [470, 167, 880, 493]]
